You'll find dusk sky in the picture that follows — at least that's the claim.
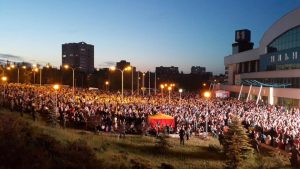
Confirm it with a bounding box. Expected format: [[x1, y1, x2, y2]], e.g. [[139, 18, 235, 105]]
[[1, 0, 300, 74]]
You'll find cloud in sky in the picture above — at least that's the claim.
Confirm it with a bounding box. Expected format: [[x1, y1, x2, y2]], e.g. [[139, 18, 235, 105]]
[[97, 61, 116, 68], [0, 53, 25, 63]]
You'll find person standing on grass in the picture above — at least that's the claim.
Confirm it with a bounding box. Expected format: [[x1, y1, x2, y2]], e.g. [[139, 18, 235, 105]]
[[290, 145, 300, 168], [119, 121, 126, 138], [179, 127, 185, 145], [186, 126, 190, 141]]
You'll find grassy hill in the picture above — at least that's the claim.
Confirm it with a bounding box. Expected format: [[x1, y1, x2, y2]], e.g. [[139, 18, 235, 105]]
[[0, 109, 292, 169]]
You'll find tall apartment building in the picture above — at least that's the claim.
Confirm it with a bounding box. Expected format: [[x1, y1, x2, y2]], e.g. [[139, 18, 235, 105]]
[[62, 42, 94, 73]]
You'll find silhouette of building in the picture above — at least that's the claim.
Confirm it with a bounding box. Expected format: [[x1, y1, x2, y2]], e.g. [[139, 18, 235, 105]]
[[191, 66, 206, 74], [156, 66, 179, 76], [62, 42, 94, 73]]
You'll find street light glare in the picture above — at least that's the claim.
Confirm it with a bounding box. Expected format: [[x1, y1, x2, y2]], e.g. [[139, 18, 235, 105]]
[[34, 68, 39, 72], [64, 65, 69, 69], [22, 66, 26, 69], [10, 65, 15, 68], [168, 86, 172, 91], [53, 84, 60, 90], [179, 89, 183, 93], [105, 81, 109, 85], [109, 66, 116, 71], [204, 91, 211, 98], [125, 66, 132, 71], [160, 84, 164, 89], [1, 76, 7, 82]]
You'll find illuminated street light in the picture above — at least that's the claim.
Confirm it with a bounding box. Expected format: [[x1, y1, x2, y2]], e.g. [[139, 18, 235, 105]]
[[1, 76, 7, 82], [105, 81, 109, 91], [160, 84, 164, 97], [142, 73, 145, 96], [64, 64, 75, 98], [179, 88, 183, 104], [53, 84, 60, 90], [33, 67, 39, 84], [110, 66, 132, 101], [204, 91, 211, 98], [2, 76, 7, 98], [53, 84, 60, 114], [168, 86, 172, 104]]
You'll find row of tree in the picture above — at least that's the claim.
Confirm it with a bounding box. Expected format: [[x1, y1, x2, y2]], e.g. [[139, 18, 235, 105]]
[[2, 67, 212, 91]]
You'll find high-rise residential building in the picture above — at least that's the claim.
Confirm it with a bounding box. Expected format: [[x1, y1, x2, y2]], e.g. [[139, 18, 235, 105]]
[[191, 66, 206, 74], [62, 42, 94, 73]]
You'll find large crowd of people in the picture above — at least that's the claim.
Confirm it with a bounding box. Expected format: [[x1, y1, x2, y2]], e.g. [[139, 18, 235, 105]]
[[1, 83, 300, 157]]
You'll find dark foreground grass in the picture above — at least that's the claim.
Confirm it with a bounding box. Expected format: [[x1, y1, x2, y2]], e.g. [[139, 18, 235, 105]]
[[0, 109, 292, 169]]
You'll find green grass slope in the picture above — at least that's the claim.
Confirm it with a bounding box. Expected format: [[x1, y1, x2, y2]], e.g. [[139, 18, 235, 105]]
[[0, 109, 292, 169]]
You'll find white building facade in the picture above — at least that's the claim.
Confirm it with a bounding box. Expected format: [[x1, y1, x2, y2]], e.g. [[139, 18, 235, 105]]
[[223, 7, 300, 106]]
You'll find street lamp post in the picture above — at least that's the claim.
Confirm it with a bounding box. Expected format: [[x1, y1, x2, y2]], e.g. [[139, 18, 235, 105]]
[[168, 86, 172, 104], [110, 66, 131, 101], [142, 73, 145, 96], [19, 66, 26, 84], [33, 67, 38, 84], [2, 76, 7, 98], [137, 72, 139, 95], [131, 68, 134, 95], [105, 81, 109, 91], [39, 67, 42, 86], [179, 88, 183, 104], [64, 65, 75, 98], [53, 84, 60, 126], [148, 71, 151, 96], [160, 84, 164, 98], [154, 71, 156, 95]]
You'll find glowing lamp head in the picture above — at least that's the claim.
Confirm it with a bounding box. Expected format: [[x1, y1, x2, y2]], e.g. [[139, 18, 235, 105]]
[[179, 89, 183, 93], [125, 66, 132, 71], [203, 91, 211, 98], [64, 65, 69, 69], [203, 83, 206, 87], [109, 66, 116, 71], [46, 64, 50, 68], [6, 67, 11, 70], [34, 68, 38, 72], [1, 76, 7, 82], [168, 86, 172, 91], [22, 65, 26, 69], [53, 84, 60, 90], [105, 81, 109, 85], [10, 65, 15, 68], [160, 84, 164, 89]]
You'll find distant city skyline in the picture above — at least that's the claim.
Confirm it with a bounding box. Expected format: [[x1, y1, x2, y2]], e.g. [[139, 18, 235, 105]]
[[0, 0, 300, 74]]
